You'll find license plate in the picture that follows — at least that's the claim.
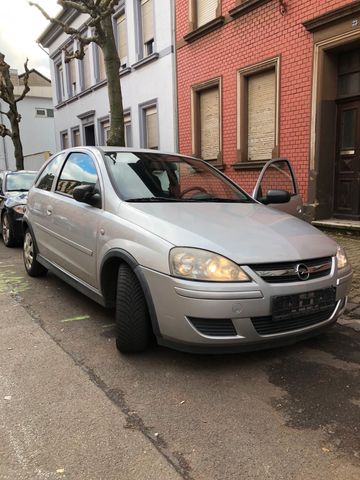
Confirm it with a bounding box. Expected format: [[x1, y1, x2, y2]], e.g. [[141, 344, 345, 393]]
[[272, 288, 336, 321]]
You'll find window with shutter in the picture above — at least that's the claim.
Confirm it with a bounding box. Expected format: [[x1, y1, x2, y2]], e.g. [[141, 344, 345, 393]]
[[196, 0, 219, 28], [141, 0, 154, 56], [247, 69, 276, 161], [145, 106, 158, 149], [124, 113, 132, 147], [82, 45, 91, 90], [61, 131, 69, 149], [98, 47, 106, 81], [73, 129, 81, 147], [199, 87, 220, 160], [69, 58, 77, 96], [58, 64, 65, 101], [117, 13, 128, 67]]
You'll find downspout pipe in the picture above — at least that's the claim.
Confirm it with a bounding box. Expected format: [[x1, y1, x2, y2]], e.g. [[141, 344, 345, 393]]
[[170, 0, 179, 153]]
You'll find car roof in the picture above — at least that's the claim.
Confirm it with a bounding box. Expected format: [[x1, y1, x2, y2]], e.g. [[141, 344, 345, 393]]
[[56, 146, 199, 161], [3, 170, 37, 174]]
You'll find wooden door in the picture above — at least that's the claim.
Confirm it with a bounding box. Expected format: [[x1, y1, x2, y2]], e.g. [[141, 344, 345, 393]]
[[334, 100, 360, 219]]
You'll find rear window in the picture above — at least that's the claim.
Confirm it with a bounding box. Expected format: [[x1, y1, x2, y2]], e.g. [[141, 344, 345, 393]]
[[5, 173, 36, 192]]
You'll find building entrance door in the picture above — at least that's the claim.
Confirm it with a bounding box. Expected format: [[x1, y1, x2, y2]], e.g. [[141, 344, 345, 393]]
[[334, 48, 360, 220], [334, 100, 360, 219]]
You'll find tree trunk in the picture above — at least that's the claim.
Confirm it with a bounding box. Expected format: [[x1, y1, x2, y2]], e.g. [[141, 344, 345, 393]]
[[9, 112, 24, 170], [100, 16, 125, 147]]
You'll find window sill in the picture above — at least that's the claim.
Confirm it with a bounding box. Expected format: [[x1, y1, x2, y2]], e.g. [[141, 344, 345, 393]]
[[184, 17, 225, 43], [232, 161, 267, 170], [120, 67, 132, 77], [229, 0, 272, 19], [132, 53, 159, 70]]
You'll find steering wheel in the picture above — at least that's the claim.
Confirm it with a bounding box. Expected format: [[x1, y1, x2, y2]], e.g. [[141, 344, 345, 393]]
[[180, 186, 207, 198]]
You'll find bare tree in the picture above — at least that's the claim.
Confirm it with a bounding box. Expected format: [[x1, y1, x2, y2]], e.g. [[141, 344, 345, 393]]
[[30, 0, 125, 146], [0, 53, 30, 171]]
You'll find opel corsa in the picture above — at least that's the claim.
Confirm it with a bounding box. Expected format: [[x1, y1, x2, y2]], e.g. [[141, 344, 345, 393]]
[[23, 148, 352, 353]]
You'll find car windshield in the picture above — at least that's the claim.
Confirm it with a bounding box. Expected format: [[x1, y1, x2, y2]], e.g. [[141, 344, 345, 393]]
[[104, 152, 253, 203], [5, 172, 37, 192]]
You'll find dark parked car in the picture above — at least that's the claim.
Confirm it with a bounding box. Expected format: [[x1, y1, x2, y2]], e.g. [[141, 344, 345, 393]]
[[0, 170, 37, 247]]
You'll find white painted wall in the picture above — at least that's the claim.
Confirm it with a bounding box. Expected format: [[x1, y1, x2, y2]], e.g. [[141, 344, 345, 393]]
[[43, 0, 177, 153], [0, 92, 56, 171]]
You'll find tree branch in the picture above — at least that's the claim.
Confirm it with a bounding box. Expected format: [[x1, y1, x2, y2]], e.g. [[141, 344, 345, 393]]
[[0, 124, 12, 138], [56, 0, 90, 14], [29, 2, 81, 36], [15, 58, 30, 103]]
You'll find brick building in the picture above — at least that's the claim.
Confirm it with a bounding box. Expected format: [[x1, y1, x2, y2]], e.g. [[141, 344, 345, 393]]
[[176, 0, 360, 221]]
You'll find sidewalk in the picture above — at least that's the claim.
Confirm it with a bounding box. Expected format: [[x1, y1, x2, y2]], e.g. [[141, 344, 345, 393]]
[[0, 294, 182, 480]]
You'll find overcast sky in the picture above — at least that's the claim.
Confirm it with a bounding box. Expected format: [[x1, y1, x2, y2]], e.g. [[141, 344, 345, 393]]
[[0, 0, 61, 78]]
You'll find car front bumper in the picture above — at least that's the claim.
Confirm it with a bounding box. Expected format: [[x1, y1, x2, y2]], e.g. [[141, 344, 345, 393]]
[[6, 209, 25, 241], [140, 264, 352, 353]]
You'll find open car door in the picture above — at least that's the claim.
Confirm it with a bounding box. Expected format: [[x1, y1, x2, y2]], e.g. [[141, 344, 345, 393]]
[[252, 158, 304, 219]]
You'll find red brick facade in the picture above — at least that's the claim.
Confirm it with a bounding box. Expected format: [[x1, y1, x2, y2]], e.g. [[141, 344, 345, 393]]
[[176, 0, 357, 203]]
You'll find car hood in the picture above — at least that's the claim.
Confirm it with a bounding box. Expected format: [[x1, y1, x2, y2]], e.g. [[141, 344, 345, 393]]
[[119, 202, 338, 264], [5, 192, 28, 207]]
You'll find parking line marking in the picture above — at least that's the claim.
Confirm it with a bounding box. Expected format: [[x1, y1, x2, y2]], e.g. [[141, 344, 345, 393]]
[[61, 315, 90, 323]]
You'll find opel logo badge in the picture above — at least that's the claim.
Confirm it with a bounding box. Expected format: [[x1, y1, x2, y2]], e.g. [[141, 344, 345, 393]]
[[296, 264, 310, 281]]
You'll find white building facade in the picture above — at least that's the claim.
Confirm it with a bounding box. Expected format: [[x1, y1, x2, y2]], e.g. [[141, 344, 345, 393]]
[[0, 70, 57, 171], [38, 0, 177, 153]]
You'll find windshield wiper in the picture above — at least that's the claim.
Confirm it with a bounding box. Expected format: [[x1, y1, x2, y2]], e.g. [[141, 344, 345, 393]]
[[7, 189, 29, 192], [126, 197, 181, 202], [189, 197, 251, 203]]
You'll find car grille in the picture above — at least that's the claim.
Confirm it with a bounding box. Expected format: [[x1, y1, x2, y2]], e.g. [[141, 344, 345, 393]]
[[251, 307, 335, 336], [188, 318, 237, 337], [250, 257, 332, 283]]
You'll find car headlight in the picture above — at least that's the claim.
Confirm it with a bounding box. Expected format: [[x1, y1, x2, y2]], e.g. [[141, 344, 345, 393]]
[[169, 247, 250, 282], [13, 205, 26, 214], [336, 246, 348, 270]]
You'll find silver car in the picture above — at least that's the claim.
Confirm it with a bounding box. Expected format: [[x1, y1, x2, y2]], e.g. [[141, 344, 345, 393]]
[[23, 148, 352, 353]]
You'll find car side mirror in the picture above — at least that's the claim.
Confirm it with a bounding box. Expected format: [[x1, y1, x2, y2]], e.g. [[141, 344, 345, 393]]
[[260, 189, 291, 205], [73, 184, 100, 207]]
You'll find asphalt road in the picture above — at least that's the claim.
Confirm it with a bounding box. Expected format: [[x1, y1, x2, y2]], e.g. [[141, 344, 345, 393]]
[[0, 239, 359, 480]]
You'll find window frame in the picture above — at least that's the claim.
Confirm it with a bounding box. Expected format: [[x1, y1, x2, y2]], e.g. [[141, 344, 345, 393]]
[[54, 151, 101, 204], [136, 0, 156, 60], [237, 56, 280, 164], [71, 126, 82, 147], [189, 0, 222, 31], [60, 130, 69, 150], [55, 61, 66, 103], [114, 7, 129, 69], [34, 153, 65, 192], [191, 77, 222, 164], [66, 54, 78, 97], [139, 99, 159, 149]]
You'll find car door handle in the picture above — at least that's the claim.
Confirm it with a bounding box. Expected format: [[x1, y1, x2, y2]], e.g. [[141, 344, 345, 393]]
[[46, 207, 53, 216]]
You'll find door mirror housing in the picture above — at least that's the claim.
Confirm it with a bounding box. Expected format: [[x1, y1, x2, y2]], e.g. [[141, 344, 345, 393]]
[[260, 189, 291, 205], [73, 184, 100, 207]]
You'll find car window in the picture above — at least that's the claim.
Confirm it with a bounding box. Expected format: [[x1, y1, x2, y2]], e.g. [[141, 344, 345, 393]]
[[0, 172, 3, 193], [56, 152, 98, 197], [5, 172, 37, 191], [257, 160, 296, 198], [104, 152, 252, 203], [36, 154, 64, 191]]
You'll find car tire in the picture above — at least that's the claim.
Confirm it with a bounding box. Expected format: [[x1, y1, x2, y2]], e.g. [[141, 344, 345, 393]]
[[1, 212, 17, 248], [115, 263, 152, 353], [23, 229, 48, 277]]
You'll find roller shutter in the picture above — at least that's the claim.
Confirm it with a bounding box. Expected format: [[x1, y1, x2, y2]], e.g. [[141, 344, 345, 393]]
[[248, 69, 276, 161]]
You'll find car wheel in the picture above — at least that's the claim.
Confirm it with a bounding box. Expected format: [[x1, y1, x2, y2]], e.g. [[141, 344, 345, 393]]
[[2, 213, 17, 247], [115, 263, 152, 353], [23, 229, 48, 277]]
